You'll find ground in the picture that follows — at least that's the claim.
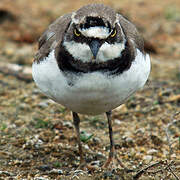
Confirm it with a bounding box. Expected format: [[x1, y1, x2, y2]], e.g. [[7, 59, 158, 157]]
[[0, 0, 180, 179]]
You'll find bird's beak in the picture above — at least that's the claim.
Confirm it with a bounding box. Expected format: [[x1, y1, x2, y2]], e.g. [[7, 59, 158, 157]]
[[89, 40, 101, 59]]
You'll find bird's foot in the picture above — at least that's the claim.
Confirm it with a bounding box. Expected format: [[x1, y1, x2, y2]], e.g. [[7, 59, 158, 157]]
[[102, 154, 133, 173], [102, 154, 120, 169]]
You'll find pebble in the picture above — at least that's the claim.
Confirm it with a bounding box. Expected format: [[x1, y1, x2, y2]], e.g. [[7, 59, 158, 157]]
[[115, 104, 128, 113], [23, 135, 43, 149], [84, 144, 90, 150], [34, 177, 49, 180], [171, 153, 177, 158], [70, 170, 88, 179], [71, 175, 80, 179], [95, 152, 106, 160], [35, 139, 43, 148], [38, 101, 49, 108], [92, 137, 101, 145], [143, 155, 153, 163], [147, 149, 158, 155], [121, 136, 135, 148], [135, 128, 145, 134], [114, 119, 123, 125], [63, 121, 73, 128], [72, 169, 87, 175], [13, 159, 23, 165], [49, 169, 63, 175], [0, 171, 14, 176], [90, 160, 101, 166]]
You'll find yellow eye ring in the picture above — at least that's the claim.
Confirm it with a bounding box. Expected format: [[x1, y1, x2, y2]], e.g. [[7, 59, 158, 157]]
[[111, 29, 116, 37], [74, 28, 81, 37]]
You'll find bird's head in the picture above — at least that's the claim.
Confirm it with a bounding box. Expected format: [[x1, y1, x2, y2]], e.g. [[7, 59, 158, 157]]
[[62, 4, 126, 63]]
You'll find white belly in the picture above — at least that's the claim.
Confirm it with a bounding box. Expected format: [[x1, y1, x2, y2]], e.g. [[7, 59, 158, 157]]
[[32, 50, 150, 115]]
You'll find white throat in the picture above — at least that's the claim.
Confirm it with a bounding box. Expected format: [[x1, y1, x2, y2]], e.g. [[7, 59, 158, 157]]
[[63, 40, 125, 62]]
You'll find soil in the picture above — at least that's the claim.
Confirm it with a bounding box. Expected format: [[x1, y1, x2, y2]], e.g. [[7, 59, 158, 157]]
[[0, 0, 180, 179]]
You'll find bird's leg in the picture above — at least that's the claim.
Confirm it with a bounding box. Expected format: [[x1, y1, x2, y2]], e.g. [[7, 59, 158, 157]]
[[103, 111, 115, 168], [72, 112, 101, 171], [103, 111, 125, 169], [72, 112, 86, 168]]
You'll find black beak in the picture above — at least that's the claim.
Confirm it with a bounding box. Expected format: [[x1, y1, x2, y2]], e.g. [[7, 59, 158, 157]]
[[89, 40, 101, 59]]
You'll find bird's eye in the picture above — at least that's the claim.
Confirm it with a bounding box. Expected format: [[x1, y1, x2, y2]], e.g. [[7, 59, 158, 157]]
[[110, 29, 116, 38], [74, 28, 81, 37]]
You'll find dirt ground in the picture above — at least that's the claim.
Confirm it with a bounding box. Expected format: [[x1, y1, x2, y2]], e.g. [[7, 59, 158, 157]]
[[0, 0, 180, 179]]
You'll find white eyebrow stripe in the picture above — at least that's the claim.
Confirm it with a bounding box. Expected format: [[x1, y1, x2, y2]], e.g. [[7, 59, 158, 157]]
[[71, 12, 79, 24], [115, 14, 126, 40], [80, 27, 110, 39]]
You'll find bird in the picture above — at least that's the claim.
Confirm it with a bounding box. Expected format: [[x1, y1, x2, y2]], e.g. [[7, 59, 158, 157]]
[[32, 4, 151, 169]]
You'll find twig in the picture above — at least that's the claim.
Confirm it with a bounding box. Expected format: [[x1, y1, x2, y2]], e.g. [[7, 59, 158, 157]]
[[147, 169, 163, 174], [134, 160, 180, 180], [133, 161, 163, 180], [168, 166, 180, 180]]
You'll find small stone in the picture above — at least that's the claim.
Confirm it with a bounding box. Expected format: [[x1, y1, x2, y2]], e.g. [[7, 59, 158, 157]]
[[63, 121, 73, 128], [71, 175, 79, 179], [73, 170, 85, 174], [34, 177, 49, 180], [90, 160, 101, 166], [114, 119, 123, 125], [121, 136, 135, 148], [143, 155, 153, 163], [38, 101, 49, 108], [135, 128, 145, 134], [92, 137, 101, 145], [115, 104, 128, 113], [13, 159, 22, 165], [0, 171, 14, 176], [84, 144, 90, 150], [95, 152, 106, 160], [49, 169, 63, 175], [35, 139, 43, 148], [147, 149, 158, 155], [171, 153, 177, 158]]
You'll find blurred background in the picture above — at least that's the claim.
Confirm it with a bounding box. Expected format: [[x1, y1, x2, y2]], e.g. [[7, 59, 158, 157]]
[[0, 0, 179, 179]]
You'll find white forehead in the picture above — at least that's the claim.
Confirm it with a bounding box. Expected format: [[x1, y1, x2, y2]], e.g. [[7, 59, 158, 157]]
[[80, 27, 110, 39]]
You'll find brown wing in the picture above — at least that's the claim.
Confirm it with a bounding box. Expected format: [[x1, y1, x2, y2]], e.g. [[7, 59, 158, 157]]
[[117, 14, 144, 53], [34, 13, 72, 63]]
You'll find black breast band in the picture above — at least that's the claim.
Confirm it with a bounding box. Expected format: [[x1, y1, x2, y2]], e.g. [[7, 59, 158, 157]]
[[56, 41, 135, 76]]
